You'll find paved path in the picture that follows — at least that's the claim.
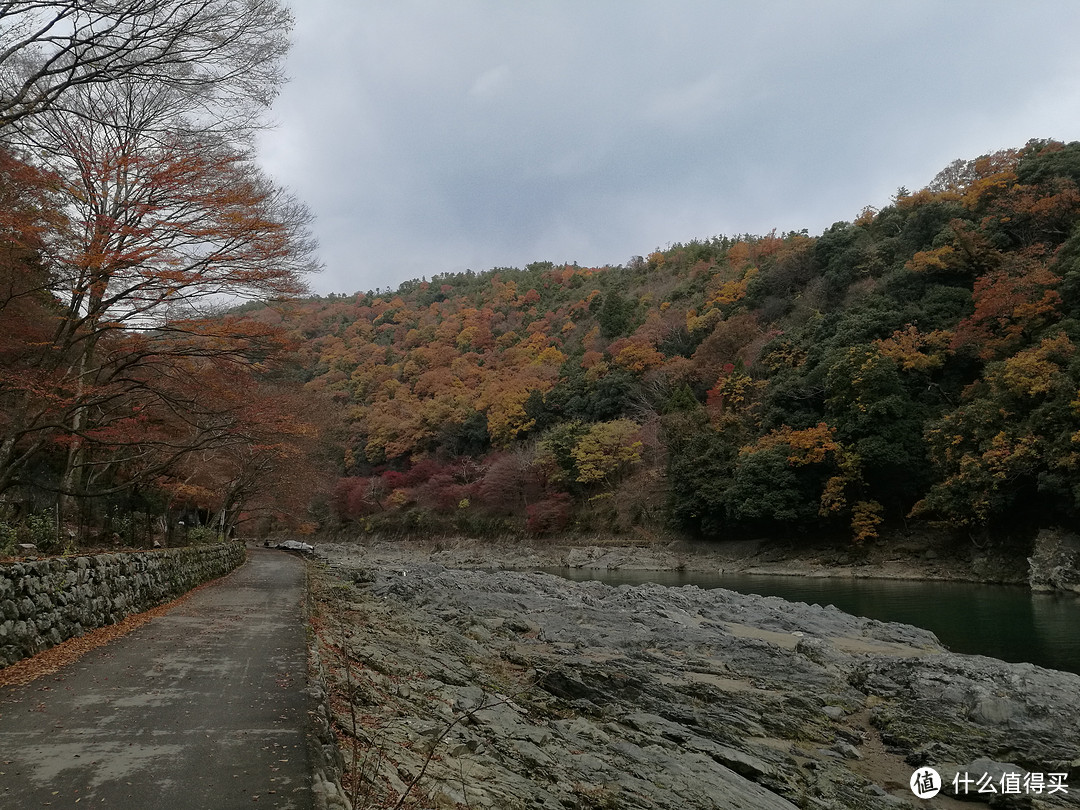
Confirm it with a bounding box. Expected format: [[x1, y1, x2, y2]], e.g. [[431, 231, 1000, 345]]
[[0, 548, 316, 809]]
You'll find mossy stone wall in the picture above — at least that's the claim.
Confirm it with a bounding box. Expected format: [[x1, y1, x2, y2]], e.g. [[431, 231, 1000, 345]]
[[0, 543, 245, 667]]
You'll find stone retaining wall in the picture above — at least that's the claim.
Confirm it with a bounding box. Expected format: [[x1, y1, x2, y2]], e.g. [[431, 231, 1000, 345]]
[[0, 542, 246, 667]]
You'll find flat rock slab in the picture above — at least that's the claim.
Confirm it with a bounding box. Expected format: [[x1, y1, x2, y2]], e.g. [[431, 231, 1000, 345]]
[[0, 547, 314, 809]]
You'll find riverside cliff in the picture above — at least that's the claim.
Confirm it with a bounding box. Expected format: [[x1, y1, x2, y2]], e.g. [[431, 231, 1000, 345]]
[[309, 547, 1079, 810]]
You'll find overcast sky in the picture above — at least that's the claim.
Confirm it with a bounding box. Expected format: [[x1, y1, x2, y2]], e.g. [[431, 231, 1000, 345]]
[[256, 1, 1080, 296]]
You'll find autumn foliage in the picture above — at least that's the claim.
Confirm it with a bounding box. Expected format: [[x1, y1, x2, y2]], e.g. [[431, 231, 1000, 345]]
[[9, 136, 1080, 547], [0, 1, 324, 548], [0, 140, 324, 546], [266, 139, 1080, 544]]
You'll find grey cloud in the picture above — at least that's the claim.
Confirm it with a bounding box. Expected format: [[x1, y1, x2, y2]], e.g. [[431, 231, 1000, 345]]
[[258, 0, 1080, 295]]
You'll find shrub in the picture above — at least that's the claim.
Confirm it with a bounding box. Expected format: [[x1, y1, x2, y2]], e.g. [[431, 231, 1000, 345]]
[[186, 526, 220, 545], [526, 493, 573, 536], [0, 510, 58, 553]]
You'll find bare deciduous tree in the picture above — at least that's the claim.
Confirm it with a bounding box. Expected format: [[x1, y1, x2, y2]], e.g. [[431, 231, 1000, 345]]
[[0, 0, 292, 130]]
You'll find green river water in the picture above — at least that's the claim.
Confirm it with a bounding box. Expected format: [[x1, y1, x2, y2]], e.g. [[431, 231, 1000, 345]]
[[547, 568, 1080, 675]]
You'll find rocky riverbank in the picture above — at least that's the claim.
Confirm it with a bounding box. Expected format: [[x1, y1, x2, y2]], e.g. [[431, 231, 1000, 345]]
[[313, 529, 1036, 585], [309, 544, 1079, 810]]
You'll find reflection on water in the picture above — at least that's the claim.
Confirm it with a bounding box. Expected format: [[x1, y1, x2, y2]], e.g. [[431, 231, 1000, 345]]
[[542, 568, 1080, 675]]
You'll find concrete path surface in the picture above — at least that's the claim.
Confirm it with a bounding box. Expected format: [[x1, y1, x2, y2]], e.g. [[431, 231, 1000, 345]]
[[0, 547, 316, 809]]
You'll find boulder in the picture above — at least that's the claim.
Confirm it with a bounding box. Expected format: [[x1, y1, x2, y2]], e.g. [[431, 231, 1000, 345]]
[[1028, 528, 1080, 593]]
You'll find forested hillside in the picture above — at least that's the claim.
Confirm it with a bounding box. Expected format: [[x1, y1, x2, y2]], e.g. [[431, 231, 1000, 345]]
[[274, 139, 1080, 545], [6, 137, 1080, 550]]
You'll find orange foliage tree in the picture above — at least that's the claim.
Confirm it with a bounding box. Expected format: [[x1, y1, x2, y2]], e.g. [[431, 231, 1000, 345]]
[[0, 75, 319, 532]]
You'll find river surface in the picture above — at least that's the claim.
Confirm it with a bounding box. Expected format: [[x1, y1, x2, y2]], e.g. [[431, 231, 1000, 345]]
[[544, 568, 1080, 675]]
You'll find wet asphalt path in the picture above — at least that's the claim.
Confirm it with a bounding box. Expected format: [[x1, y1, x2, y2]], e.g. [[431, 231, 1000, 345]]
[[0, 548, 315, 809]]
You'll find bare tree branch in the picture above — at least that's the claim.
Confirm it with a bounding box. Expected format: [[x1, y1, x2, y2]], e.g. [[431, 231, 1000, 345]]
[[0, 0, 292, 130]]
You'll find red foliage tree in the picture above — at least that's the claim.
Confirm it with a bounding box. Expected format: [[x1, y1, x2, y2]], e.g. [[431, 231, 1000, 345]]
[[526, 493, 573, 535], [0, 90, 318, 544]]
